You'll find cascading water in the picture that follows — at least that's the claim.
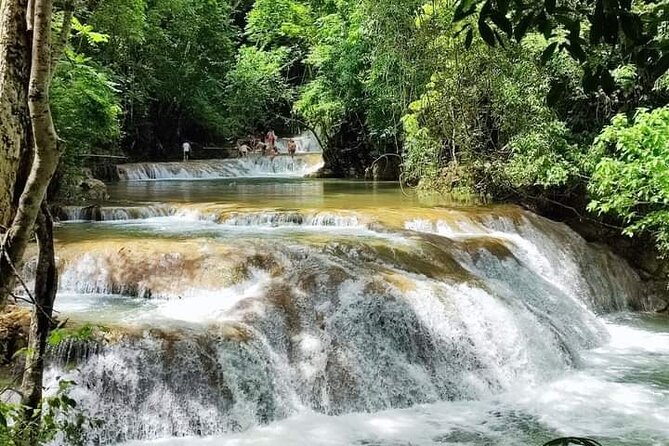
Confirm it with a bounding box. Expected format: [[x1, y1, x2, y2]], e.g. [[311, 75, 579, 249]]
[[30, 178, 667, 445], [275, 130, 322, 153], [57, 205, 176, 221], [116, 153, 325, 181]]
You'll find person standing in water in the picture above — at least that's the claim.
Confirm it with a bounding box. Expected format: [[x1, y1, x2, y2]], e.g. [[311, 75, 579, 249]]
[[237, 141, 250, 158], [265, 130, 277, 156], [287, 138, 297, 158], [182, 141, 192, 161]]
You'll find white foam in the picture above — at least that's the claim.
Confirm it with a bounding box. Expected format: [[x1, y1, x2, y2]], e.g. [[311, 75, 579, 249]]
[[117, 155, 325, 181], [117, 319, 669, 446], [60, 205, 175, 221]]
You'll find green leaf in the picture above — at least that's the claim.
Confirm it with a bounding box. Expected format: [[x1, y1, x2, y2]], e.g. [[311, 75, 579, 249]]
[[493, 29, 506, 48], [48, 329, 66, 346], [62, 395, 78, 409], [465, 27, 474, 49], [478, 19, 496, 47], [453, 0, 480, 22], [566, 42, 587, 62], [491, 12, 512, 37], [541, 42, 559, 65], [515, 13, 534, 42], [536, 12, 552, 38], [556, 14, 579, 35]]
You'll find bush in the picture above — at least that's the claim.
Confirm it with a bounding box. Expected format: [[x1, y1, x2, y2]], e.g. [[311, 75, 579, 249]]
[[588, 107, 669, 255]]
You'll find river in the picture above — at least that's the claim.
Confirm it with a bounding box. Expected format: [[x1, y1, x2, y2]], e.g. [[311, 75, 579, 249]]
[[40, 156, 668, 445]]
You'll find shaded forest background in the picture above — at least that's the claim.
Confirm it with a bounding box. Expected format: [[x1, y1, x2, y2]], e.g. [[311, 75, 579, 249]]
[[19, 0, 669, 266]]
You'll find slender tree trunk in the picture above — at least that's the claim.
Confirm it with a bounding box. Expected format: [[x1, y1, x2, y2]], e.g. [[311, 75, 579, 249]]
[[18, 204, 57, 445], [0, 0, 31, 230], [14, 1, 67, 441], [0, 0, 58, 306]]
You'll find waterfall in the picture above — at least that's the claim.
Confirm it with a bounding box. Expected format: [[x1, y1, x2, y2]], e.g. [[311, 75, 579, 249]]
[[58, 205, 176, 221], [116, 154, 325, 181], [276, 130, 322, 153], [40, 208, 647, 444], [216, 211, 366, 228]]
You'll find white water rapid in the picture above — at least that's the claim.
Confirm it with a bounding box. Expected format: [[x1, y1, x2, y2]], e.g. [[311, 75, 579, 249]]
[[28, 178, 666, 446], [116, 154, 324, 181]]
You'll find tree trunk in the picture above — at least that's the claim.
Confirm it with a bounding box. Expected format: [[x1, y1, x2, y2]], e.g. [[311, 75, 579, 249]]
[[0, 0, 58, 307], [0, 0, 31, 230], [15, 2, 67, 442], [17, 204, 57, 445]]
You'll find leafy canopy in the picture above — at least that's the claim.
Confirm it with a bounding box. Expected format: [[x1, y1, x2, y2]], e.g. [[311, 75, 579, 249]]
[[588, 107, 669, 254]]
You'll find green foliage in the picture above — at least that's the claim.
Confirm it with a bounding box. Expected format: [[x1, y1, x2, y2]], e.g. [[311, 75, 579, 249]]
[[0, 324, 108, 444], [294, 78, 345, 133], [0, 379, 98, 446], [588, 107, 669, 255], [86, 0, 237, 146], [290, 0, 435, 164], [293, 2, 367, 140], [245, 0, 314, 48], [612, 64, 638, 94], [401, 28, 575, 194], [90, 0, 145, 45], [144, 0, 236, 134], [50, 18, 121, 201], [71, 17, 109, 45], [51, 50, 122, 158], [224, 46, 294, 134], [451, 0, 669, 93], [504, 120, 576, 188], [48, 324, 108, 347]]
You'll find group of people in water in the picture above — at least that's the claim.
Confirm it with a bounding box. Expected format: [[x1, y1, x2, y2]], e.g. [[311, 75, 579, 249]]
[[237, 130, 298, 159], [181, 130, 299, 162]]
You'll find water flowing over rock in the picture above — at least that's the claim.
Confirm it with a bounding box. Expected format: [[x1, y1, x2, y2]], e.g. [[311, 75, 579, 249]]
[[116, 154, 325, 181], [56, 204, 176, 221], [39, 203, 649, 444]]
